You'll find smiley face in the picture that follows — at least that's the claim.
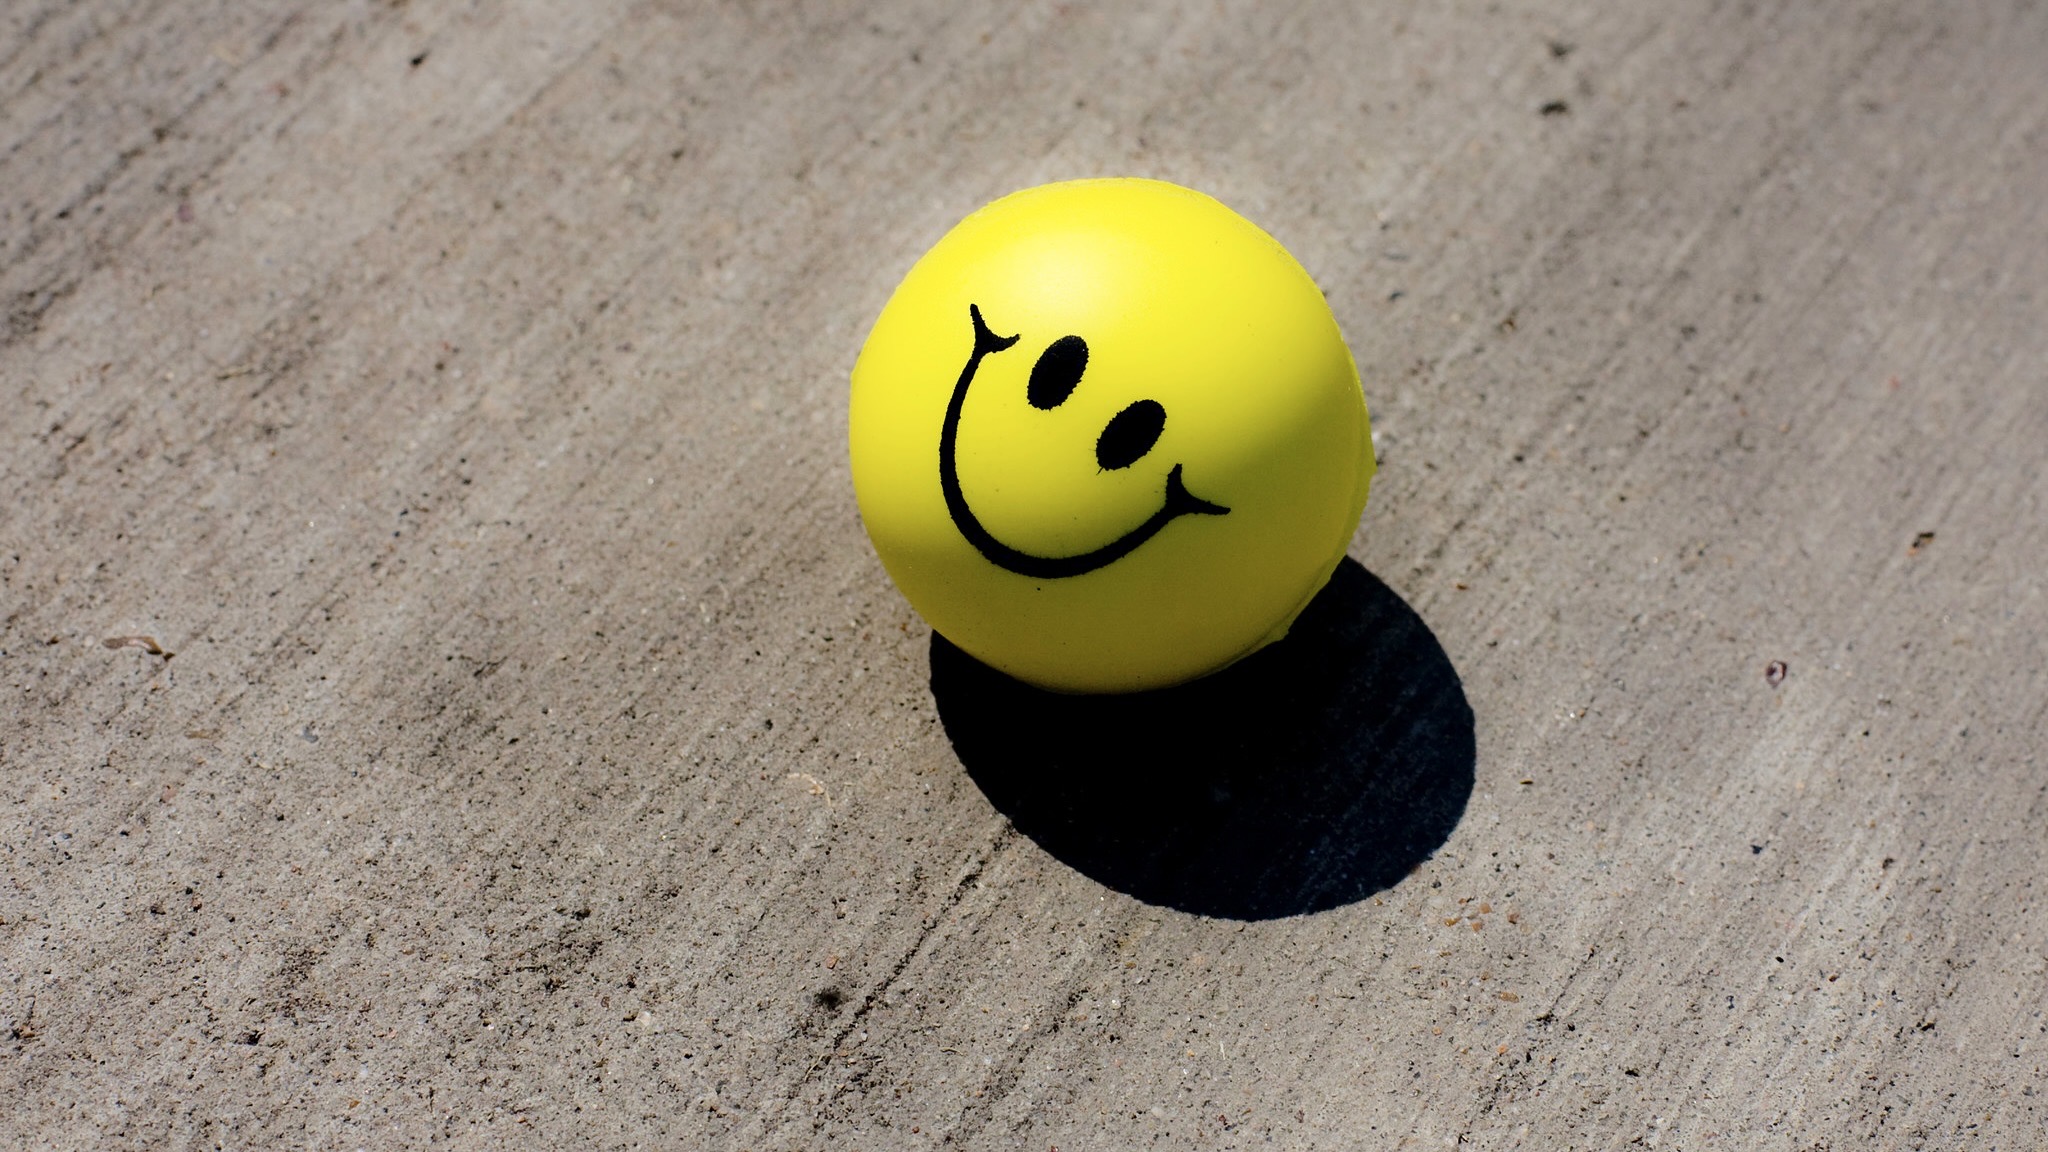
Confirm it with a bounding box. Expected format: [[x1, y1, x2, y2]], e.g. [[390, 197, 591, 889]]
[[939, 303, 1229, 580], [851, 179, 1374, 693]]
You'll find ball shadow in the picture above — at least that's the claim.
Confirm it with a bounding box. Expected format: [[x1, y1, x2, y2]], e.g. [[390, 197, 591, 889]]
[[929, 558, 1475, 920]]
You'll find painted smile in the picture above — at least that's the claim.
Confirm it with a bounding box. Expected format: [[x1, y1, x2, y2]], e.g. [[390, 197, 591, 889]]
[[938, 304, 1229, 579]]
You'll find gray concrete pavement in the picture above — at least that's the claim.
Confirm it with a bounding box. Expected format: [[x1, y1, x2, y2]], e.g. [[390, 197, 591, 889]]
[[4, 1, 2045, 1147]]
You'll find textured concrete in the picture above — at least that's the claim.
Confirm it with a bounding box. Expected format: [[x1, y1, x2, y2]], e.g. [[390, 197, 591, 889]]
[[4, 1, 2046, 1148]]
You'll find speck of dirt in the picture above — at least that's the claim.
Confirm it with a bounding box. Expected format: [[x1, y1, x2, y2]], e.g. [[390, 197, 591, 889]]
[[1764, 660, 1788, 687]]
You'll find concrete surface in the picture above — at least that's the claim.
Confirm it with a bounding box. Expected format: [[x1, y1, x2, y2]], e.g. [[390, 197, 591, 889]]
[[4, 1, 2046, 1147]]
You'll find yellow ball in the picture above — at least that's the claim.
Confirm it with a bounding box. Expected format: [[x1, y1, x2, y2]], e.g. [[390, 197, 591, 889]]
[[850, 178, 1374, 693]]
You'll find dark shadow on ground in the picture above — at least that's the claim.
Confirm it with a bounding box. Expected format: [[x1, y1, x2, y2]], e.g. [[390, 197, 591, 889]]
[[929, 558, 1474, 920]]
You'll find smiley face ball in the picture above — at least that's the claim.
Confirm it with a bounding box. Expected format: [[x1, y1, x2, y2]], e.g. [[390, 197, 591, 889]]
[[850, 178, 1374, 693]]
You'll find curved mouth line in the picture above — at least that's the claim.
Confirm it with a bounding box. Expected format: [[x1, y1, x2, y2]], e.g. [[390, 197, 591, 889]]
[[939, 303, 1228, 580]]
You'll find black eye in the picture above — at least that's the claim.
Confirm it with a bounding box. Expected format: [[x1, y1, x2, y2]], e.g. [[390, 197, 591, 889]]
[[1096, 400, 1166, 470], [1028, 335, 1088, 410]]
